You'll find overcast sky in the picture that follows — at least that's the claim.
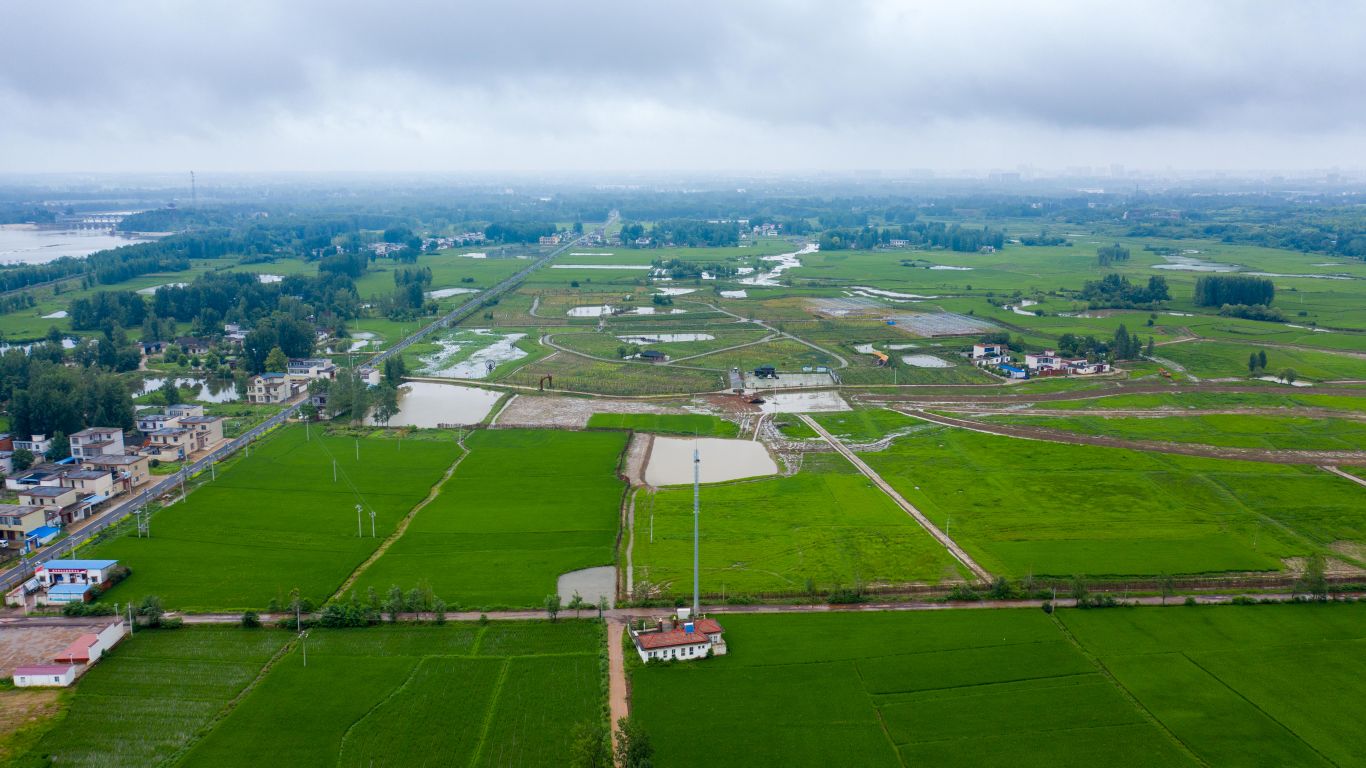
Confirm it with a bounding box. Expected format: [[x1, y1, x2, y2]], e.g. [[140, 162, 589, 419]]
[[2, 1, 1363, 175]]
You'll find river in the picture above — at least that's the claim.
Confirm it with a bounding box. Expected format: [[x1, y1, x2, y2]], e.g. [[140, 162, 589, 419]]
[[0, 223, 152, 265]]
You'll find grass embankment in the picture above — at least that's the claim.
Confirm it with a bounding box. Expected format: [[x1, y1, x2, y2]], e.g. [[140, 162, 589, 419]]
[[90, 426, 461, 611], [352, 429, 628, 608], [632, 603, 1365, 768]]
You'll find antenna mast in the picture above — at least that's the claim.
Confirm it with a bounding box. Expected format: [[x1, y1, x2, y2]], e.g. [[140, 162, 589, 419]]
[[190, 171, 197, 210], [693, 447, 700, 618]]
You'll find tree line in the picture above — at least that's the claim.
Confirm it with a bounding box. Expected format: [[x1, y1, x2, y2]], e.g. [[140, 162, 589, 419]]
[[1193, 275, 1275, 307]]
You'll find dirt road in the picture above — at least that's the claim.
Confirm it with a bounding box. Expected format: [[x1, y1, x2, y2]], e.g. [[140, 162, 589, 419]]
[[893, 407, 1366, 466]]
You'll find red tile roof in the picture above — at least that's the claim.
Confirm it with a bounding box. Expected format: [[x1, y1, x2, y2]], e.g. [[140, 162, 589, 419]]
[[634, 618, 724, 650], [54, 634, 100, 663], [16, 665, 74, 676]]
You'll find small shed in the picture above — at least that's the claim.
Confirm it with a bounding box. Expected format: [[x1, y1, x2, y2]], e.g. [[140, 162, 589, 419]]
[[44, 583, 94, 605], [13, 665, 77, 687]]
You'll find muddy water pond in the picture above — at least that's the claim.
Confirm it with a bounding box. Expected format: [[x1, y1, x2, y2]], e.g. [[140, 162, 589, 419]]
[[557, 566, 614, 608], [759, 390, 851, 414], [644, 436, 779, 485], [367, 382, 502, 427]]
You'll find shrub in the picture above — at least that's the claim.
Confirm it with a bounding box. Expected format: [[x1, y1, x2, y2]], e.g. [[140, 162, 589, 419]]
[[947, 584, 981, 602], [241, 610, 261, 628]]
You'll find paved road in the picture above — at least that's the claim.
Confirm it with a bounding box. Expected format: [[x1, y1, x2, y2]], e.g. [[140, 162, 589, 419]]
[[5, 590, 1357, 629], [796, 413, 993, 582], [0, 222, 610, 595]]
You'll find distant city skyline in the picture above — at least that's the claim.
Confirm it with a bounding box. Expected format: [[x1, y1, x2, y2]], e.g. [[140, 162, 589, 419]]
[[3, 1, 1364, 174]]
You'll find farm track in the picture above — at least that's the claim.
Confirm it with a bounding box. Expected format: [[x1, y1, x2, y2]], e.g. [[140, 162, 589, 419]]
[[1322, 465, 1366, 488], [328, 441, 471, 601], [891, 407, 1366, 466], [795, 413, 992, 582], [702, 301, 851, 368], [607, 617, 630, 742], [939, 406, 1366, 422], [860, 382, 1366, 405], [9, 591, 1361, 632]]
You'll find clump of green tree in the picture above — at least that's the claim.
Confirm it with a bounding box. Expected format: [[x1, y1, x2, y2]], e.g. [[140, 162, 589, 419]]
[[1193, 274, 1274, 307], [1078, 274, 1170, 307], [1097, 243, 1130, 266], [1219, 303, 1285, 322], [7, 358, 135, 438], [1247, 349, 1269, 374], [1018, 229, 1070, 246], [820, 222, 1005, 252]]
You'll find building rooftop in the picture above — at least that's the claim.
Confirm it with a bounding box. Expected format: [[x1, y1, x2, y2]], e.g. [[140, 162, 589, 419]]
[[634, 618, 724, 650], [21, 486, 75, 498], [54, 634, 100, 663], [49, 583, 94, 595], [83, 454, 146, 466], [71, 428, 121, 438], [15, 665, 75, 676], [63, 470, 109, 480], [39, 559, 117, 571], [178, 416, 223, 424]]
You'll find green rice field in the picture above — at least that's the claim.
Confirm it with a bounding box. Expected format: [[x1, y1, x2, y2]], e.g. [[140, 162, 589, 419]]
[[16, 622, 604, 768], [632, 603, 1365, 768], [90, 427, 462, 611], [17, 627, 289, 768], [631, 454, 965, 597], [987, 413, 1366, 452], [352, 429, 628, 608], [860, 426, 1366, 577], [587, 412, 739, 437]]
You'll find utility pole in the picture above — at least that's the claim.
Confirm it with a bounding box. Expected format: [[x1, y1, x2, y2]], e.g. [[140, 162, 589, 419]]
[[190, 170, 197, 210], [333, 460, 337, 483], [356, 504, 362, 538], [369, 508, 376, 538], [355, 439, 359, 461], [692, 447, 700, 619]]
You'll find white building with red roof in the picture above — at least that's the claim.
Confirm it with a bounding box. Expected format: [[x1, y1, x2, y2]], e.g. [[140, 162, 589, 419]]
[[630, 613, 726, 663]]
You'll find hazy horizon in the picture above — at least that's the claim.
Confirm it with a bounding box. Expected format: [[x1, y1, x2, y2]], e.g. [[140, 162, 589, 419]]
[[4, 1, 1365, 175]]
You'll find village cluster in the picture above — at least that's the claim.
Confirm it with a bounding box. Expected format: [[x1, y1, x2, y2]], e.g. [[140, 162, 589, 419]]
[[968, 342, 1111, 379]]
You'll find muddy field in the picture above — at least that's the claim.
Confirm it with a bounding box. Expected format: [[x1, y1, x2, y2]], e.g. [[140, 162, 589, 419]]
[[492, 393, 693, 428], [0, 618, 114, 677]]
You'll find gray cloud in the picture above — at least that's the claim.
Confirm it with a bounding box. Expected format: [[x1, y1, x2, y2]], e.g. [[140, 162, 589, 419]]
[[1, 0, 1363, 172]]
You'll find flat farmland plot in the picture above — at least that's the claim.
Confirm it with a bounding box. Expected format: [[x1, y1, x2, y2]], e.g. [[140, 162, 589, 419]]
[[631, 610, 1192, 768], [632, 461, 964, 598], [176, 621, 603, 768], [587, 412, 739, 437], [988, 413, 1366, 451], [1157, 340, 1366, 381], [1063, 604, 1366, 767], [353, 429, 628, 608], [860, 426, 1366, 577], [92, 427, 462, 610], [20, 628, 288, 768]]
